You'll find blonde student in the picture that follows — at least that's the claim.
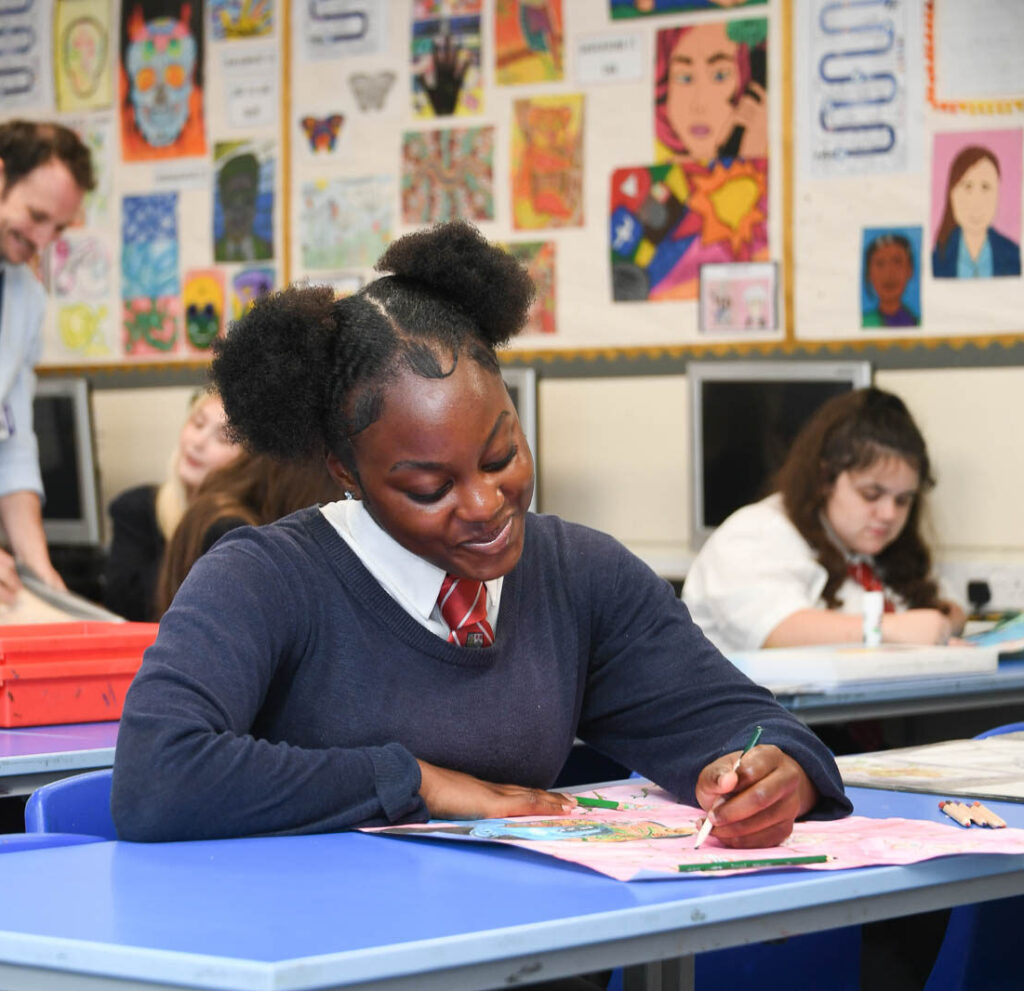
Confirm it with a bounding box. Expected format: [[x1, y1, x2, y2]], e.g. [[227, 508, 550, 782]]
[[684, 387, 965, 654], [112, 221, 851, 852]]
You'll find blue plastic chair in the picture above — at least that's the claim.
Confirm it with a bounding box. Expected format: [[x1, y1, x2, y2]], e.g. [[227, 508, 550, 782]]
[[922, 722, 1024, 991], [24, 768, 116, 840], [0, 832, 102, 852]]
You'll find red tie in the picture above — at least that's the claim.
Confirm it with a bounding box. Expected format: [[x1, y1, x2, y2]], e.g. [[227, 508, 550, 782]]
[[438, 575, 494, 648], [847, 561, 895, 613]]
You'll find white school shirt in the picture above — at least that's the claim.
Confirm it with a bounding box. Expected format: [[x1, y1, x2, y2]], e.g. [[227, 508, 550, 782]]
[[682, 493, 904, 654], [320, 499, 502, 640]]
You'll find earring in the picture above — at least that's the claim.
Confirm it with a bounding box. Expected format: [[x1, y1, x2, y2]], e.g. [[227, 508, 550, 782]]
[[344, 490, 354, 500]]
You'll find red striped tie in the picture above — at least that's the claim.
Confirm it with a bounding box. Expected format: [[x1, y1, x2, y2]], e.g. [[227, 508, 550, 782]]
[[847, 561, 895, 613], [438, 574, 494, 648]]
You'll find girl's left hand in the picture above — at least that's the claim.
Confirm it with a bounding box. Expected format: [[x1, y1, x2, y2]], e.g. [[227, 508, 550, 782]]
[[694, 744, 818, 849]]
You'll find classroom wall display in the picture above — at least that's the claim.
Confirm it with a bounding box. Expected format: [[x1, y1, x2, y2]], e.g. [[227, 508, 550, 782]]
[[21, 0, 1024, 372], [55, 0, 115, 113], [2, 0, 54, 110]]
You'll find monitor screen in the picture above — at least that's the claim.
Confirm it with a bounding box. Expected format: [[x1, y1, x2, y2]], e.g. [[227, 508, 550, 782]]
[[33, 377, 102, 546], [689, 361, 872, 547]]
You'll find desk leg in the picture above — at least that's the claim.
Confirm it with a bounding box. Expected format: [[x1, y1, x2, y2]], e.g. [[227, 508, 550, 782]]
[[622, 956, 694, 991]]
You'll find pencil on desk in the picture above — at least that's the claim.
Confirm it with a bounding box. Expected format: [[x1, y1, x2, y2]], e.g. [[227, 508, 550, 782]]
[[677, 855, 829, 873]]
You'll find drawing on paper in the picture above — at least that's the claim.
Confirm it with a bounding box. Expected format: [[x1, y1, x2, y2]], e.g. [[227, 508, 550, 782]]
[[123, 296, 180, 356], [119, 0, 206, 160], [501, 241, 557, 335], [183, 269, 226, 351], [213, 141, 275, 263], [654, 19, 768, 166], [931, 130, 1022, 279], [56, 0, 114, 111], [209, 0, 273, 40], [303, 0, 388, 60], [412, 1, 483, 117], [495, 0, 563, 85], [300, 175, 392, 270], [610, 161, 768, 302], [611, 0, 765, 17], [511, 95, 584, 230], [45, 234, 112, 301], [121, 193, 178, 300], [402, 127, 494, 224], [300, 114, 344, 153], [1, 0, 53, 110], [68, 115, 114, 225], [231, 267, 275, 320], [349, 71, 397, 112], [56, 304, 112, 358], [860, 227, 921, 329], [699, 261, 777, 332]]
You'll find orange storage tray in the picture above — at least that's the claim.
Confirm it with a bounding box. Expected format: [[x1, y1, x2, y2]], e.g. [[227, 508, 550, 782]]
[[0, 622, 159, 727]]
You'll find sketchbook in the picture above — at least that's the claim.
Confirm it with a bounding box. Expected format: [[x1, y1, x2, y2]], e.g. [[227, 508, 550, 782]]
[[836, 734, 1024, 802], [726, 642, 999, 693]]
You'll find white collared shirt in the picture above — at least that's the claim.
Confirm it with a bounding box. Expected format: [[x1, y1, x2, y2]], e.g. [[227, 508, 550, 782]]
[[320, 499, 502, 640]]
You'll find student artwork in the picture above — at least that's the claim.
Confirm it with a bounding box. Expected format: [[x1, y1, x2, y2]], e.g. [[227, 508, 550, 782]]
[[183, 269, 226, 352], [119, 0, 206, 160], [511, 94, 584, 230], [1, 0, 54, 110], [45, 233, 112, 301], [55, 0, 114, 112], [802, 0, 914, 178], [501, 241, 557, 334], [931, 130, 1022, 279], [312, 273, 365, 298], [610, 162, 768, 301], [402, 127, 495, 224], [121, 192, 180, 357], [213, 141, 275, 263], [654, 19, 768, 166], [349, 71, 397, 113], [860, 227, 922, 329], [698, 261, 777, 332], [209, 0, 273, 40], [495, 0, 564, 85], [611, 0, 765, 16], [301, 0, 388, 60], [56, 303, 113, 358], [231, 266, 275, 320], [299, 175, 392, 270], [300, 114, 345, 153], [366, 781, 1024, 882], [68, 115, 114, 225], [412, 1, 483, 117]]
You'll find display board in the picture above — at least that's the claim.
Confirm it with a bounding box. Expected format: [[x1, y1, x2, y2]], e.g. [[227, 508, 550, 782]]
[[6, 0, 1023, 372]]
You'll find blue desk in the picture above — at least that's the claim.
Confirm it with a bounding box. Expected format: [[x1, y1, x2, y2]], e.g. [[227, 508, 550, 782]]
[[777, 658, 1024, 725], [0, 722, 118, 797], [0, 786, 1020, 991]]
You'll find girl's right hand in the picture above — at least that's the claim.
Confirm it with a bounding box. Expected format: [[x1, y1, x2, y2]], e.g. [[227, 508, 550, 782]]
[[416, 759, 576, 821], [883, 609, 954, 645]]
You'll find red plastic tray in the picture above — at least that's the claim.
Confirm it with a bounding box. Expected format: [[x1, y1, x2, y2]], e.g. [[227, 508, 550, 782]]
[[0, 622, 159, 727]]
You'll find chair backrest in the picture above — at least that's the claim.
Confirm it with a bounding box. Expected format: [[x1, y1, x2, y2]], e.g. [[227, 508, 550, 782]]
[[24, 768, 116, 840], [973, 720, 1024, 739]]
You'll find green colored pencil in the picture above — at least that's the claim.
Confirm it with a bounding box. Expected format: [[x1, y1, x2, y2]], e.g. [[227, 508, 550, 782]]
[[677, 854, 829, 872], [574, 796, 621, 810]]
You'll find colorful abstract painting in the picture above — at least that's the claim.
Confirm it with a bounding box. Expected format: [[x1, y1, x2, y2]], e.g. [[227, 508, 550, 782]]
[[121, 192, 178, 299], [231, 266, 275, 320], [402, 127, 494, 224], [299, 114, 345, 154], [55, 0, 114, 111], [495, 0, 563, 85], [300, 175, 392, 270], [412, 1, 483, 117], [511, 94, 584, 230], [502, 241, 557, 334], [119, 0, 206, 161], [209, 0, 273, 40], [213, 141, 275, 263], [612, 0, 765, 17], [610, 161, 768, 301], [183, 269, 226, 352], [56, 303, 113, 358], [123, 295, 180, 356]]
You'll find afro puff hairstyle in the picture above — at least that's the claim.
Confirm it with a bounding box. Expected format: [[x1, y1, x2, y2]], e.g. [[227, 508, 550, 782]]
[[211, 221, 535, 469]]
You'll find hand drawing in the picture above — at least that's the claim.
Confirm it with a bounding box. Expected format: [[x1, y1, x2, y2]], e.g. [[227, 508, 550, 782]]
[[417, 33, 469, 117]]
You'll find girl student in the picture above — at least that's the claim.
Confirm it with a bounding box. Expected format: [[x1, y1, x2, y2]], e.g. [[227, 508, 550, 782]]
[[684, 387, 965, 654], [111, 221, 850, 847]]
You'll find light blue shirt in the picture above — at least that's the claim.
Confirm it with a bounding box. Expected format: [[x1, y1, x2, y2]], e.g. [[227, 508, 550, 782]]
[[956, 231, 994, 278], [319, 498, 502, 639]]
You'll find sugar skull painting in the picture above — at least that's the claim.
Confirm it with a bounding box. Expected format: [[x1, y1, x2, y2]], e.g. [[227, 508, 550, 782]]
[[120, 1, 206, 160]]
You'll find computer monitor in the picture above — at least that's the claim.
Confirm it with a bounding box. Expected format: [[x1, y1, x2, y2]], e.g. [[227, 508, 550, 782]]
[[33, 376, 102, 546], [501, 366, 538, 512], [689, 360, 872, 547]]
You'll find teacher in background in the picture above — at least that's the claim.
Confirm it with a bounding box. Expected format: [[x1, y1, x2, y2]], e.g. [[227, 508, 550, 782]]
[[684, 388, 965, 654], [0, 120, 95, 604]]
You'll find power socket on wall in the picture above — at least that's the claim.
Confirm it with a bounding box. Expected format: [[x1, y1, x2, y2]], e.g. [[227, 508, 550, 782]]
[[937, 561, 1024, 612]]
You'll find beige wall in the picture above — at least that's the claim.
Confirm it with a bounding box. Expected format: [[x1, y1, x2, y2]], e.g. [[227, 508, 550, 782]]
[[92, 366, 1024, 593]]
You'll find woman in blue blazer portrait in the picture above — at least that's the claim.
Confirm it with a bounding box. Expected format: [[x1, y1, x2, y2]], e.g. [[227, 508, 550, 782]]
[[932, 145, 1021, 279]]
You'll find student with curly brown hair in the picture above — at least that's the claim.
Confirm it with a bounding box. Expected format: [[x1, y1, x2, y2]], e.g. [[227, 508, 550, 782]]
[[112, 221, 850, 861], [684, 387, 965, 654]]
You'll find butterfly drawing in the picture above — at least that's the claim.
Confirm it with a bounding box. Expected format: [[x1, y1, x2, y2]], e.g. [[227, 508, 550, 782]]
[[300, 114, 344, 152], [349, 71, 396, 112]]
